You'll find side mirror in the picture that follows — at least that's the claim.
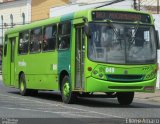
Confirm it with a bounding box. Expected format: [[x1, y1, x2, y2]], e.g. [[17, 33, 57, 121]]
[[83, 17, 91, 39], [84, 24, 91, 39], [156, 30, 160, 49]]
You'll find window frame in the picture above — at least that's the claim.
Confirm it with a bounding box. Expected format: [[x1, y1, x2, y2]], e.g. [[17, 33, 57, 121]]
[[29, 27, 43, 54], [42, 24, 58, 52], [58, 21, 71, 51], [18, 30, 29, 55]]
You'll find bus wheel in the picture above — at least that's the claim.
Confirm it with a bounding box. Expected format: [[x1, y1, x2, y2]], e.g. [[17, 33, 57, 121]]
[[61, 76, 76, 104], [19, 74, 29, 96], [117, 92, 134, 105]]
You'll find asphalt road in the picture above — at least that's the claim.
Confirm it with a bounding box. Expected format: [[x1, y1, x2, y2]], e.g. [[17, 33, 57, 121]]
[[0, 78, 160, 124]]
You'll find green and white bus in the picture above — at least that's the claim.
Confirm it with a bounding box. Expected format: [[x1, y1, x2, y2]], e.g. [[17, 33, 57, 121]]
[[2, 8, 159, 105]]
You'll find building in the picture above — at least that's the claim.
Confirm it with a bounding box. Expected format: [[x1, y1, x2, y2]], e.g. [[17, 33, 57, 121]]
[[0, 0, 14, 2], [0, 0, 31, 46], [0, 0, 69, 46], [50, 0, 133, 18], [137, 0, 159, 13], [31, 0, 69, 22]]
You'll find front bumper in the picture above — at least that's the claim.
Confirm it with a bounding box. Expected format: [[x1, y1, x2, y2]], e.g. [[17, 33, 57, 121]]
[[86, 76, 156, 93]]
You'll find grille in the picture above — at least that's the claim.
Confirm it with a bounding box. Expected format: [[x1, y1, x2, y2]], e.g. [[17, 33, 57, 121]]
[[106, 74, 144, 82]]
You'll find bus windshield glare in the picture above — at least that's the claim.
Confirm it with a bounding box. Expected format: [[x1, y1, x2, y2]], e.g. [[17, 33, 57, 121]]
[[88, 22, 157, 64]]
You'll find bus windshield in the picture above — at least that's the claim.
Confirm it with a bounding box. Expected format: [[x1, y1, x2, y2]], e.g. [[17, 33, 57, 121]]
[[88, 22, 157, 64]]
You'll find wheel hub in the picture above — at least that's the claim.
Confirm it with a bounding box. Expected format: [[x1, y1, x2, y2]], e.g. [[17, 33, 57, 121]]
[[63, 82, 70, 97]]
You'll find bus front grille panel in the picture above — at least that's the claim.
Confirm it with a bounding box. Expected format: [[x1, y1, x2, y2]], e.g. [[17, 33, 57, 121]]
[[106, 74, 144, 82]]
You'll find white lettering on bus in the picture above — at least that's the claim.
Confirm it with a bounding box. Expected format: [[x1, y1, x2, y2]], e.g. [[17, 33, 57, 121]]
[[53, 64, 57, 70], [18, 61, 26, 67], [105, 67, 115, 73]]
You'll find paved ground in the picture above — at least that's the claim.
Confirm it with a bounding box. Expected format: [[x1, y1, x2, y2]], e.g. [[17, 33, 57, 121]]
[[0, 75, 160, 124], [135, 90, 160, 103]]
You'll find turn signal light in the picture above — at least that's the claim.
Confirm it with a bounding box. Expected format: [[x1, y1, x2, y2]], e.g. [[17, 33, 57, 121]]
[[88, 67, 92, 71]]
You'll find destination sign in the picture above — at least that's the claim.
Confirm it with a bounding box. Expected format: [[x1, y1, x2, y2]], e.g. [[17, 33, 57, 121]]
[[92, 11, 151, 23]]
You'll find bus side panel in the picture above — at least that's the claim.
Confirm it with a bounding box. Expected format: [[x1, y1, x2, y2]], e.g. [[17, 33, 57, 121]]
[[13, 37, 19, 88], [58, 49, 71, 82], [16, 52, 59, 90], [58, 16, 73, 89]]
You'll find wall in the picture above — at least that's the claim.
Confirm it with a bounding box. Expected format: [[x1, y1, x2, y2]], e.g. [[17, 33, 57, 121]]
[[50, 0, 133, 18], [31, 0, 68, 22], [153, 14, 160, 89], [0, 0, 31, 45]]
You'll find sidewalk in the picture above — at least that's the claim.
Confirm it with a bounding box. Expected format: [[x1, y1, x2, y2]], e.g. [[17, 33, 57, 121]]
[[135, 90, 160, 103]]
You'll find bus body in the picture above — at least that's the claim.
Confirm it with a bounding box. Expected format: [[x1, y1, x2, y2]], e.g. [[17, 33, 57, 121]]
[[2, 8, 159, 105]]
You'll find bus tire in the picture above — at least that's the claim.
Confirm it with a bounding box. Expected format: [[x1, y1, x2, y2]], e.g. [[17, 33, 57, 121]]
[[117, 92, 134, 105], [19, 74, 29, 96], [61, 76, 77, 104]]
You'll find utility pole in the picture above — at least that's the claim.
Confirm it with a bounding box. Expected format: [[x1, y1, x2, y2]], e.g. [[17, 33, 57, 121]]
[[133, 0, 140, 11], [133, 0, 137, 10], [138, 0, 140, 11], [157, 0, 159, 14], [1, 15, 3, 46]]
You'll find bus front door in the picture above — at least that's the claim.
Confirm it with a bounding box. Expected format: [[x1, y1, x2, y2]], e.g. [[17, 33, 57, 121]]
[[10, 37, 16, 86], [75, 26, 85, 90]]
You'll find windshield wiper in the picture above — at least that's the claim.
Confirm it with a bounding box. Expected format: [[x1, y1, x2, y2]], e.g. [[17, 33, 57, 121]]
[[105, 19, 120, 39], [128, 21, 142, 49], [105, 19, 125, 50]]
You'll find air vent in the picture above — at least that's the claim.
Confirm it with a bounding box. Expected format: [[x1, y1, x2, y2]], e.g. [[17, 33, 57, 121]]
[[106, 74, 144, 82]]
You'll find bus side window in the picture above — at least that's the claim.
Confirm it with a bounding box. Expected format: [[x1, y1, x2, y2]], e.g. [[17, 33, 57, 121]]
[[58, 21, 71, 50], [43, 25, 57, 51], [30, 28, 42, 53], [4, 35, 8, 57], [19, 31, 29, 54]]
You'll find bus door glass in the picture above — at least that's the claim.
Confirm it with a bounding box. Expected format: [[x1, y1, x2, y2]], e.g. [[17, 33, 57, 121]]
[[75, 26, 85, 89], [10, 37, 16, 86]]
